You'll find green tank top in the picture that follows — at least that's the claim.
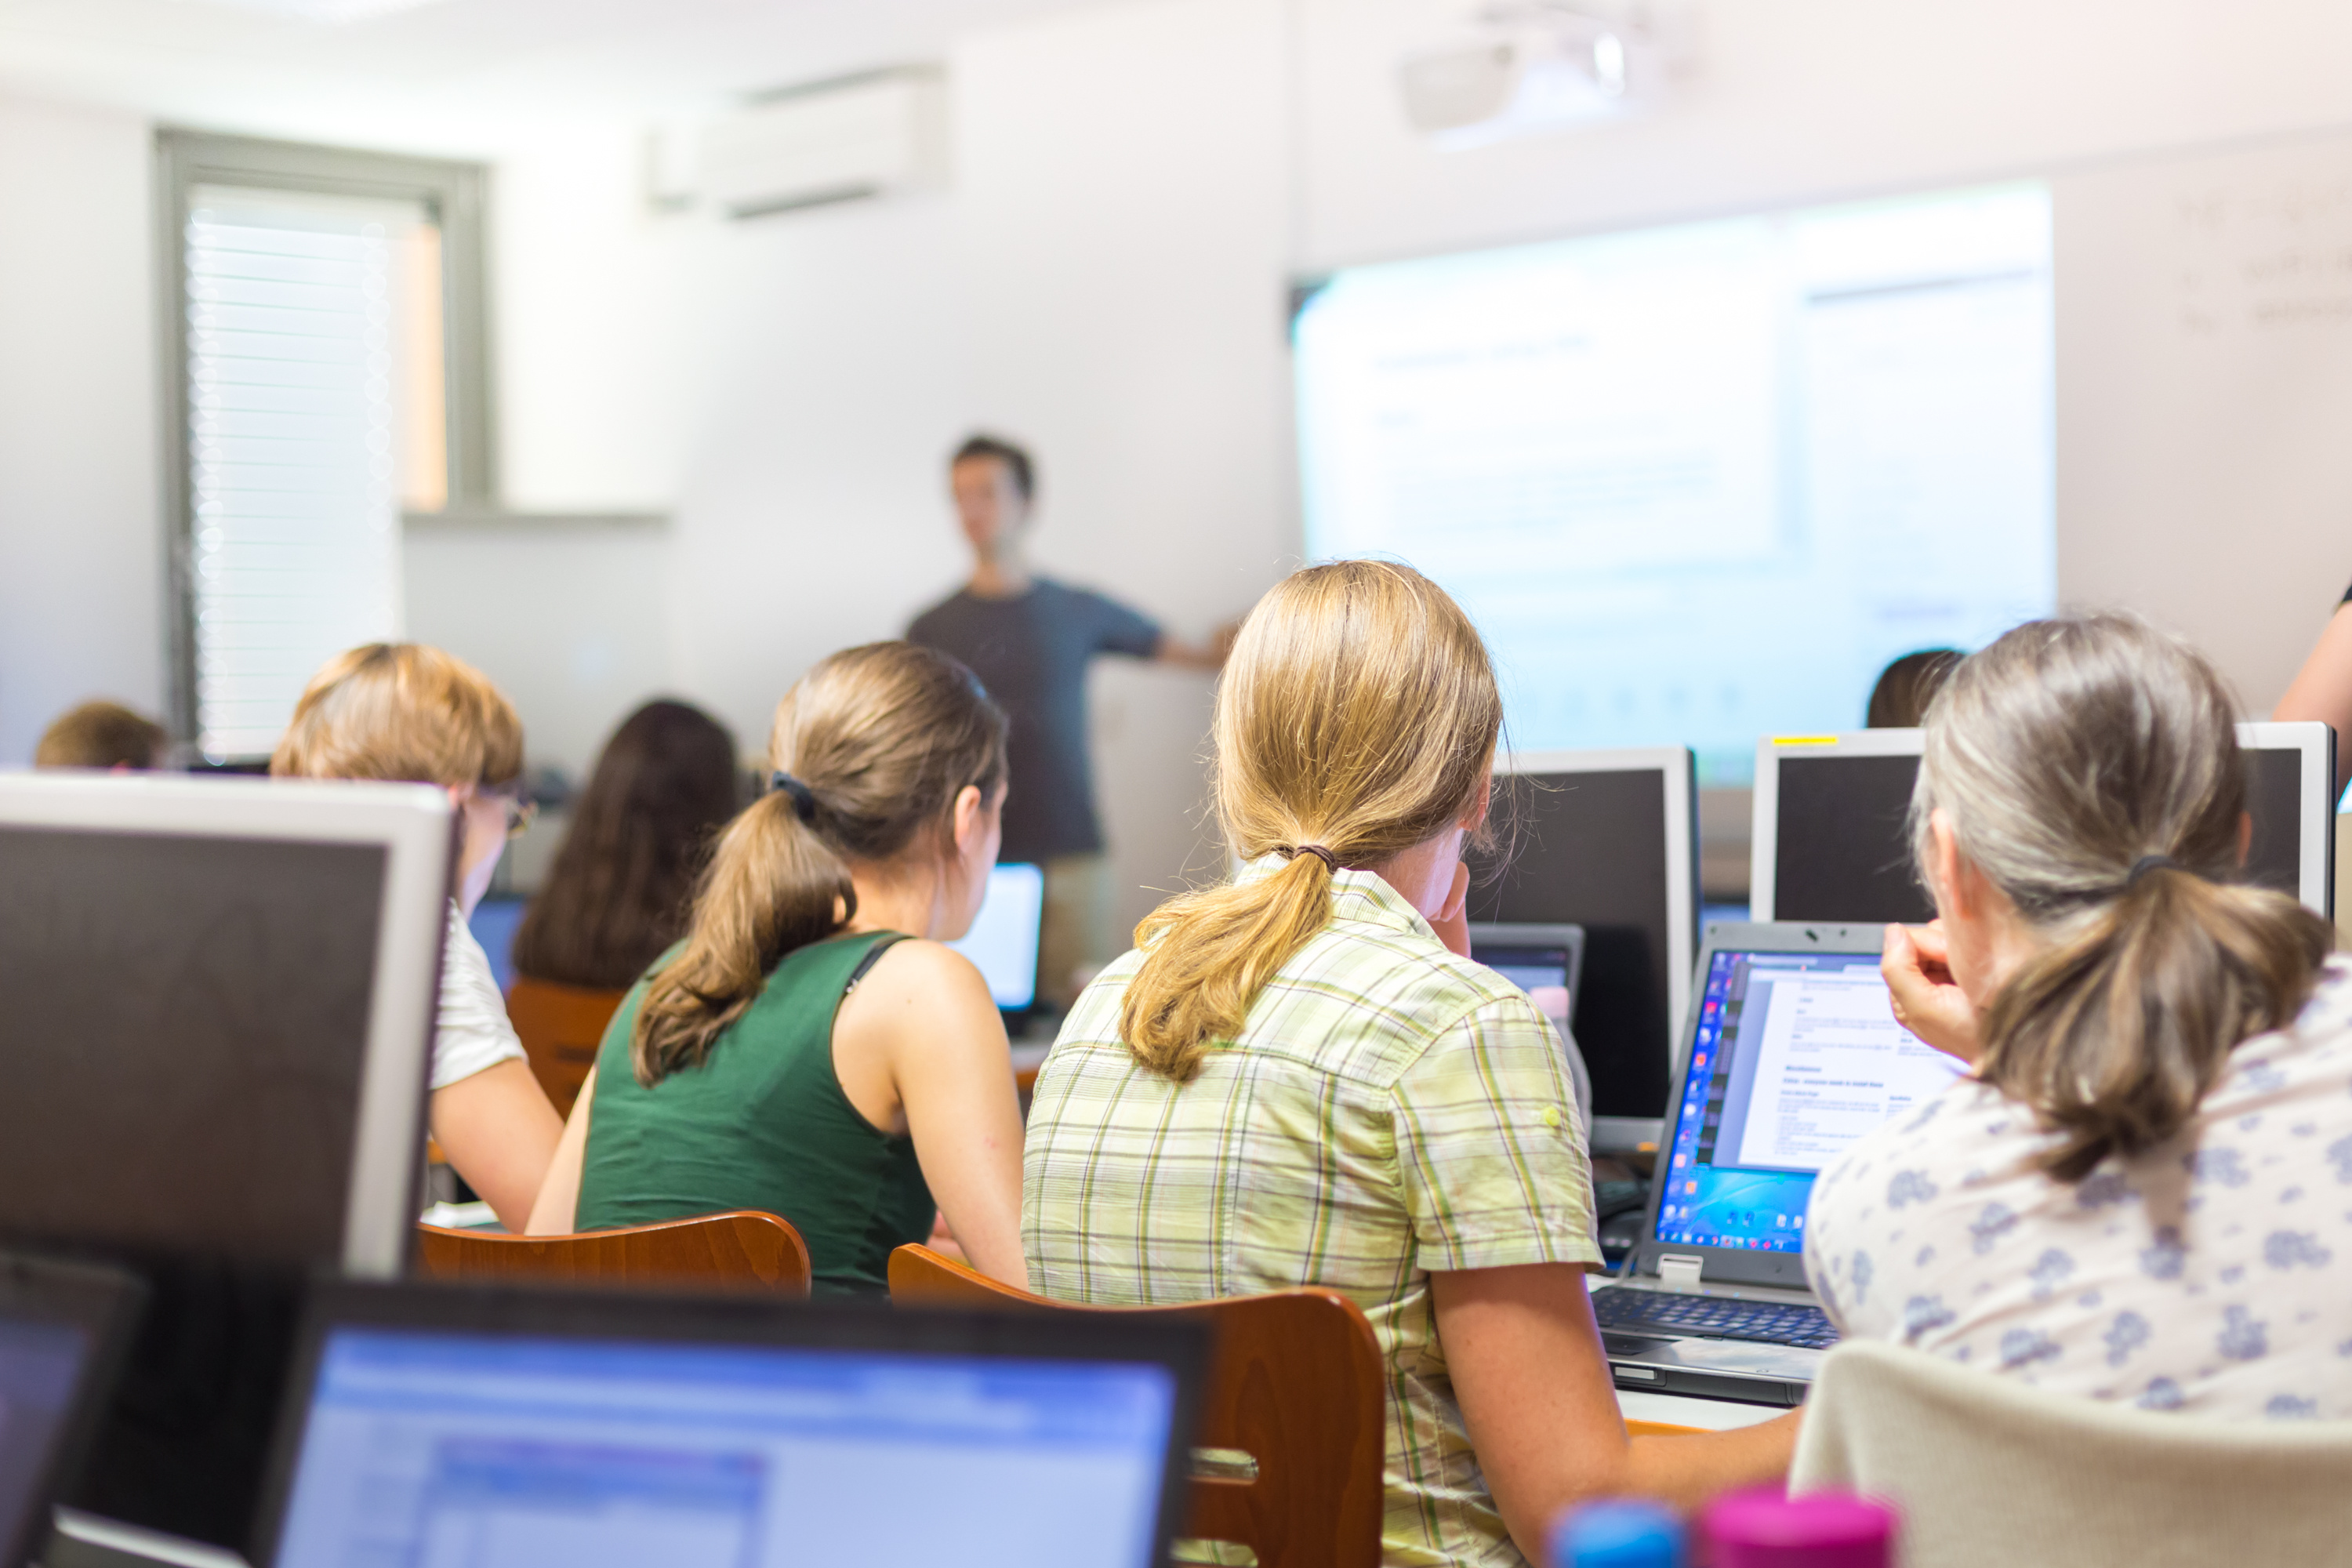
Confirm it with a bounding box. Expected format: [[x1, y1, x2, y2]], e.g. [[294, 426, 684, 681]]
[[574, 931, 934, 1298]]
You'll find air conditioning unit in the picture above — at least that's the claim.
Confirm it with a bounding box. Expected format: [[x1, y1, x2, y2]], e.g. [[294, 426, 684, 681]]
[[698, 67, 948, 219]]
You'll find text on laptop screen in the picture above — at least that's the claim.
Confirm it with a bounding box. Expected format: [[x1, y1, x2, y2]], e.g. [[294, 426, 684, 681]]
[[0, 1319, 91, 1555], [273, 1328, 1177, 1568], [948, 862, 1045, 1011], [1659, 949, 1961, 1254]]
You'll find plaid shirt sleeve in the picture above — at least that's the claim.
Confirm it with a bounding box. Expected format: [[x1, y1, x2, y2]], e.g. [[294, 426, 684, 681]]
[[1391, 995, 1604, 1274]]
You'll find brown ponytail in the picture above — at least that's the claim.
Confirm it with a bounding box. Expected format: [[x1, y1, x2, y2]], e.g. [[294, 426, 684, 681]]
[[1914, 615, 2333, 1180], [1120, 562, 1502, 1081], [630, 643, 1006, 1086]]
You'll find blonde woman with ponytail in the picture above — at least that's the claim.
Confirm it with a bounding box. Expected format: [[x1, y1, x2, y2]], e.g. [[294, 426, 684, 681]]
[[1809, 613, 2352, 1417], [1023, 562, 1795, 1568], [527, 643, 1028, 1297]]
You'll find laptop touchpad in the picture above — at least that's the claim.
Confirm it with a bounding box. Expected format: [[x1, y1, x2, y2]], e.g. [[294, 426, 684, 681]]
[[1602, 1333, 1682, 1358]]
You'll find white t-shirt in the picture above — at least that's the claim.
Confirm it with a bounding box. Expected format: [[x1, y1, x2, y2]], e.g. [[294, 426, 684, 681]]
[[1806, 956, 2352, 1421], [431, 901, 527, 1091]]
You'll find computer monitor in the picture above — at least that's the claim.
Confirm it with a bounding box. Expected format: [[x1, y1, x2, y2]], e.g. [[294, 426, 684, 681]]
[[949, 862, 1045, 1014], [0, 771, 456, 1548], [255, 1283, 1207, 1568], [1751, 722, 2336, 923], [0, 1254, 144, 1568], [1465, 748, 1699, 1151]]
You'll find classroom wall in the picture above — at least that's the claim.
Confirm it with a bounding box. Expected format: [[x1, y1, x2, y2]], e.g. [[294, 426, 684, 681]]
[[0, 93, 162, 765]]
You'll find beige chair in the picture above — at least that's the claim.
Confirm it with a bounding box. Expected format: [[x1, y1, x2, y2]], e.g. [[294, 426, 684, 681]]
[[1791, 1338, 2352, 1567]]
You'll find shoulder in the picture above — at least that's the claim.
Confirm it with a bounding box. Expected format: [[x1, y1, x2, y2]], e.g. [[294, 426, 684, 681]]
[[1809, 1075, 2013, 1229], [906, 592, 968, 640], [846, 936, 1000, 1025], [1262, 917, 1557, 1085]]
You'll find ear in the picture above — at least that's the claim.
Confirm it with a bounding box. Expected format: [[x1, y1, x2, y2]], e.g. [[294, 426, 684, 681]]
[[950, 783, 987, 855], [1928, 808, 1971, 919], [2237, 809, 2253, 869], [1458, 773, 1493, 835]]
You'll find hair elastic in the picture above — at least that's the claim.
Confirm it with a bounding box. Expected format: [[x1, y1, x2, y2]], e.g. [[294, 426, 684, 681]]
[[1276, 844, 1339, 873], [2125, 854, 2183, 887], [768, 771, 819, 823]]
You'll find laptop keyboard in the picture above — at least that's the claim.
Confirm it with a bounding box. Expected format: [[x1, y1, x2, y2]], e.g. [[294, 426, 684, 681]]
[[1591, 1287, 1840, 1350]]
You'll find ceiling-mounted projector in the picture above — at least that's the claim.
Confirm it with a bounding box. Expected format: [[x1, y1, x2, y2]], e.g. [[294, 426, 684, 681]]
[[1398, 0, 1693, 147]]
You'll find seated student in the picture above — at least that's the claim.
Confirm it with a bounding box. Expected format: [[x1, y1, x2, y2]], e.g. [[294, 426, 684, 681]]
[[1864, 647, 1961, 728], [1814, 614, 2347, 1417], [271, 644, 564, 1230], [527, 642, 1028, 1296], [1023, 561, 1795, 1568], [510, 699, 741, 992], [34, 699, 169, 769]]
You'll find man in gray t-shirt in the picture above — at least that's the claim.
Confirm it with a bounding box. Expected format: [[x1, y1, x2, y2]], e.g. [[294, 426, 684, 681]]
[[908, 435, 1230, 1008]]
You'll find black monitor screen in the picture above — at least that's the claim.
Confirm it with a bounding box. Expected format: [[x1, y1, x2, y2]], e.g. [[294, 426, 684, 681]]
[[1772, 746, 2312, 924], [0, 827, 389, 1268], [1466, 770, 1684, 1123], [1770, 754, 1932, 924], [0, 1317, 89, 1559]]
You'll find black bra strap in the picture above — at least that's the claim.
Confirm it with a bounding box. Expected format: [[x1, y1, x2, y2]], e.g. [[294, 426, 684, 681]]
[[844, 933, 908, 993]]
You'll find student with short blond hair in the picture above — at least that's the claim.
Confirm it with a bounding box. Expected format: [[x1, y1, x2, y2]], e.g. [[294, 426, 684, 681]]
[[271, 643, 562, 1229], [1024, 561, 1794, 1568], [34, 700, 169, 770]]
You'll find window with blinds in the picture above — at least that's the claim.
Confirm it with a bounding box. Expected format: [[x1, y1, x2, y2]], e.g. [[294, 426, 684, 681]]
[[183, 189, 445, 759], [162, 132, 491, 764]]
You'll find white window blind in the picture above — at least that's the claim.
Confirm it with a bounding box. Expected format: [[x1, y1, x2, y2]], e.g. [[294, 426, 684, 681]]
[[184, 187, 435, 760]]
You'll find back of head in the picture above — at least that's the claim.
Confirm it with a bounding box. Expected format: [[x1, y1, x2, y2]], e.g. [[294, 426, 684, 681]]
[[631, 643, 1007, 1085], [269, 643, 522, 789], [1913, 613, 2334, 1179], [1121, 561, 1502, 1081], [511, 699, 742, 990], [1866, 648, 1962, 728], [34, 701, 169, 770]]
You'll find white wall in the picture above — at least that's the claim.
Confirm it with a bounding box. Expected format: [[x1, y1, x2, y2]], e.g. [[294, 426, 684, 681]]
[[0, 93, 162, 764]]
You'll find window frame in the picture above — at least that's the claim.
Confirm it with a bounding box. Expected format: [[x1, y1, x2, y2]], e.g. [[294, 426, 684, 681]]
[[154, 128, 495, 752]]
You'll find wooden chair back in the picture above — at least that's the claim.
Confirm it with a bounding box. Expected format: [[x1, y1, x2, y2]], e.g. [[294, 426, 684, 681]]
[[888, 1244, 1384, 1568], [417, 1210, 812, 1297], [503, 975, 629, 1116]]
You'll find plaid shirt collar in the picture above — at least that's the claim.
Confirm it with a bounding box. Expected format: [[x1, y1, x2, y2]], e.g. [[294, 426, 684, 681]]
[[1234, 852, 1439, 944]]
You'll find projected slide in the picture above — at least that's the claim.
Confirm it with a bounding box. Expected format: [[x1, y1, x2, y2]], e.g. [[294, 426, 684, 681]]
[[1295, 183, 2055, 782]]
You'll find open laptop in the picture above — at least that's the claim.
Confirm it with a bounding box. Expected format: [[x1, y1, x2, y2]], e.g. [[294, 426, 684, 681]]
[[1588, 921, 1964, 1406], [949, 861, 1047, 1023], [0, 1252, 143, 1568], [251, 1282, 1205, 1568]]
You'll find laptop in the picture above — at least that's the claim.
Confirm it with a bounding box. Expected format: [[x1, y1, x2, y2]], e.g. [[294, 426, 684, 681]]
[[1588, 921, 1965, 1406], [949, 861, 1047, 1024], [1468, 923, 1591, 1128], [0, 1251, 144, 1567], [252, 1282, 1206, 1568]]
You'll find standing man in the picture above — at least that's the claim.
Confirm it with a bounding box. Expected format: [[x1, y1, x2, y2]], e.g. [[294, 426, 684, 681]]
[[909, 434, 1231, 1010]]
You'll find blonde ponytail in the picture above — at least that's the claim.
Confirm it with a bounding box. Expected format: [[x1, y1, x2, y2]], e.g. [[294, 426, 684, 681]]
[[1120, 562, 1501, 1080], [1915, 614, 2333, 1180], [631, 642, 1006, 1086]]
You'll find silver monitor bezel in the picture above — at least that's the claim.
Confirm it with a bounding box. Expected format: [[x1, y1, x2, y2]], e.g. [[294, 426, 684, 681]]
[[1492, 746, 1697, 1152], [0, 771, 455, 1277], [1751, 722, 2334, 921]]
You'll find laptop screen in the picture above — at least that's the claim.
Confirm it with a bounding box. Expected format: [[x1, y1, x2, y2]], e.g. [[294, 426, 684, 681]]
[[1656, 947, 1962, 1254], [271, 1327, 1178, 1568], [0, 1318, 93, 1557], [949, 862, 1046, 1011]]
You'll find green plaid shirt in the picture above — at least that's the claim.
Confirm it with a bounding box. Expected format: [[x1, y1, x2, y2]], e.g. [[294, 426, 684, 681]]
[[1022, 861, 1601, 1568]]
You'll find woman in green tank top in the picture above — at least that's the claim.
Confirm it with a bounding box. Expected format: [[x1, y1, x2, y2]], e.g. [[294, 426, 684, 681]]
[[527, 643, 1028, 1297]]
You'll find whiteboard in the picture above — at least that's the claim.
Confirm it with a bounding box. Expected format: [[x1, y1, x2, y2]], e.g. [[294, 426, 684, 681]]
[[2056, 131, 2352, 715]]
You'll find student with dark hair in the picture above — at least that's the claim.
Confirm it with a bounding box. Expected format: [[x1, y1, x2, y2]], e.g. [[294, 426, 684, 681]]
[[512, 699, 742, 992], [908, 433, 1237, 1008], [1813, 614, 2352, 1417], [34, 699, 169, 770], [1864, 648, 1962, 728], [528, 643, 1026, 1297]]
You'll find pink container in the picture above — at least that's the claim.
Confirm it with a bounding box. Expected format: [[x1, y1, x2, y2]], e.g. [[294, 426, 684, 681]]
[[1700, 1489, 1896, 1568]]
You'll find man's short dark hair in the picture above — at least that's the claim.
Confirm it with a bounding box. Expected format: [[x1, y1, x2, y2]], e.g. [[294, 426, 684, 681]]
[[951, 434, 1034, 502], [35, 700, 169, 770]]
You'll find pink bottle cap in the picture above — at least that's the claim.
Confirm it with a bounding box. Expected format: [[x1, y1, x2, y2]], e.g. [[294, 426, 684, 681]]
[[1700, 1489, 1896, 1568]]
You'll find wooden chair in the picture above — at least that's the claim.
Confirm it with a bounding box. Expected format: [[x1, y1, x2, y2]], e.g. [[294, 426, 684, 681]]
[[503, 975, 629, 1116], [417, 1210, 812, 1298], [889, 1243, 1383, 1568]]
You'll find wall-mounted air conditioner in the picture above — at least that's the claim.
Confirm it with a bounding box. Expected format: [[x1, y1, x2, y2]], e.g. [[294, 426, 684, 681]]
[[696, 67, 949, 219]]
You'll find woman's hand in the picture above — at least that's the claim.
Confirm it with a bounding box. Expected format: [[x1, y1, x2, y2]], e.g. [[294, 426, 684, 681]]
[[1429, 862, 1473, 958], [1882, 920, 1981, 1065]]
